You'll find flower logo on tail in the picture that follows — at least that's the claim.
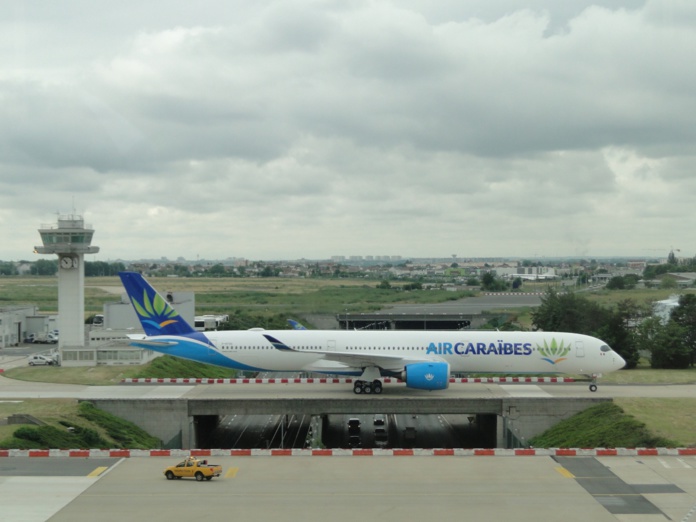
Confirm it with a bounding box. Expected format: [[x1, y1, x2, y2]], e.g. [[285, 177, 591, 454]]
[[538, 338, 571, 365], [132, 289, 179, 330]]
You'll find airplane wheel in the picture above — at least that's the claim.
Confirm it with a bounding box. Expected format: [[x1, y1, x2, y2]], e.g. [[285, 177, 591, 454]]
[[353, 383, 363, 394], [372, 381, 383, 394], [363, 383, 372, 394], [589, 384, 598, 392]]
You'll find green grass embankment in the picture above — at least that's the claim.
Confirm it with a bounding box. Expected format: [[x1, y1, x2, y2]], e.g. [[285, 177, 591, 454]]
[[0, 401, 160, 450], [529, 402, 679, 448]]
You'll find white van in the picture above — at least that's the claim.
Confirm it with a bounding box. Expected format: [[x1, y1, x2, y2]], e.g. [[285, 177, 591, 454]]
[[27, 355, 55, 366]]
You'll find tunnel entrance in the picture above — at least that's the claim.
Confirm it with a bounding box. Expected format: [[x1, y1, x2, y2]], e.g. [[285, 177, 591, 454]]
[[193, 415, 219, 448], [198, 413, 501, 450]]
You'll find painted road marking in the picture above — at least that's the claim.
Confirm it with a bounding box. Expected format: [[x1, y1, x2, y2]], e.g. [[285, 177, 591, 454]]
[[555, 467, 575, 479], [88, 466, 109, 477], [225, 467, 239, 478]]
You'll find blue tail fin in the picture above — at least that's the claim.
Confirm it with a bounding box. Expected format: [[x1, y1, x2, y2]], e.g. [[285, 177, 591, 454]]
[[287, 319, 307, 330], [119, 271, 197, 337]]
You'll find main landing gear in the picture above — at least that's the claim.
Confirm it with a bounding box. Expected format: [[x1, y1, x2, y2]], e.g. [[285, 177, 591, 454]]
[[353, 379, 383, 395]]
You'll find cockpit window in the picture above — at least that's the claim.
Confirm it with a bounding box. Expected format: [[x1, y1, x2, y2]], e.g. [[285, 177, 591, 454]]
[[600, 345, 611, 352]]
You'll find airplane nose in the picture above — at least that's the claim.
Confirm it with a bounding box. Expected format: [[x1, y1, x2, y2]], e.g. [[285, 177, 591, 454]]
[[614, 352, 626, 370]]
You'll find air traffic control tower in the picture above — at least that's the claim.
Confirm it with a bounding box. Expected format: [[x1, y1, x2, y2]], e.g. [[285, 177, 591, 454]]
[[35, 215, 99, 349]]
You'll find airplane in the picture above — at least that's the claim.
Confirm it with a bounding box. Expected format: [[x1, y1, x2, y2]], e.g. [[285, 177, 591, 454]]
[[118, 271, 626, 394]]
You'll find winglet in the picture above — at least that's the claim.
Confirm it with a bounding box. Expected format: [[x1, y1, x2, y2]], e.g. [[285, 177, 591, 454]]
[[263, 334, 296, 352], [118, 271, 199, 338]]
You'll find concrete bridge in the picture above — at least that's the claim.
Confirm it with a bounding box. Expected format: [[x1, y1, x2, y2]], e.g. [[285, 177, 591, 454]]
[[89, 395, 610, 449]]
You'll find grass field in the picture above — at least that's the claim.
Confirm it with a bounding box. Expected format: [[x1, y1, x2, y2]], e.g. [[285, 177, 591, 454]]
[[602, 367, 696, 384], [615, 398, 696, 447], [3, 365, 143, 385], [3, 275, 689, 317], [1, 275, 476, 316]]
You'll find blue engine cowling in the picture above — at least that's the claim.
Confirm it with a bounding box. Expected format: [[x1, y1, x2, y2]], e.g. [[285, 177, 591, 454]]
[[401, 362, 450, 390]]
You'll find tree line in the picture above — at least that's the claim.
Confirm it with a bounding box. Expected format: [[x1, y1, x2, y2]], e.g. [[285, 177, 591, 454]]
[[0, 260, 127, 276], [532, 289, 696, 369]]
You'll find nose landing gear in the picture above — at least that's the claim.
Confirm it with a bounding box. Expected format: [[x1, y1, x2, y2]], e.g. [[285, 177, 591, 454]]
[[589, 373, 599, 392]]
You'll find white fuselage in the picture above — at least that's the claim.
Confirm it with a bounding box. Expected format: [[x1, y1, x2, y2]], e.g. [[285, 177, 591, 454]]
[[194, 329, 625, 377]]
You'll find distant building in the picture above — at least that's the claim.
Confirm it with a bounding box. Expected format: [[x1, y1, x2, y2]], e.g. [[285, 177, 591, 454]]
[[0, 306, 40, 348]]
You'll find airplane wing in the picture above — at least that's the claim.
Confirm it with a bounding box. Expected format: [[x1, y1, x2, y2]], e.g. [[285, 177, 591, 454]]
[[263, 334, 430, 372]]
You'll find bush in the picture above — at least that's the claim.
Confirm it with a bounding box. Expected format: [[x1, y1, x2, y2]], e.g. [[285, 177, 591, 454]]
[[78, 402, 161, 448], [10, 424, 109, 449]]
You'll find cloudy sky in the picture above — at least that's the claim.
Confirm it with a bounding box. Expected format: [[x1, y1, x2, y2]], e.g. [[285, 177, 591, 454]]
[[2, 1, 695, 262]]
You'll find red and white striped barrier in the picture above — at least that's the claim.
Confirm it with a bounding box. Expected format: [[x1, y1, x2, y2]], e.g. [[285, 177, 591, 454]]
[[120, 377, 575, 385], [1, 447, 694, 458]]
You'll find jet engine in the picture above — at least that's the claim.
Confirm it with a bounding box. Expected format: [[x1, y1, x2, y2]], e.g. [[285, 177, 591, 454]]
[[401, 361, 449, 390]]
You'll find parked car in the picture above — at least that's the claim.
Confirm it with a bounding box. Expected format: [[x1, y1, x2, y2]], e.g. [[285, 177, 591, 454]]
[[348, 435, 362, 448], [347, 417, 361, 435], [374, 427, 389, 447], [28, 354, 55, 366]]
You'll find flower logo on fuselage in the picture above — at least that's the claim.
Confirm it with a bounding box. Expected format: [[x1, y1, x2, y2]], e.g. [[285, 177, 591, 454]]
[[131, 289, 179, 331], [537, 338, 571, 365]]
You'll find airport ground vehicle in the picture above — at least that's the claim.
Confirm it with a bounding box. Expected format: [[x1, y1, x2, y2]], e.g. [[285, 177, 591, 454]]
[[163, 457, 222, 481], [27, 354, 56, 366], [24, 333, 58, 344]]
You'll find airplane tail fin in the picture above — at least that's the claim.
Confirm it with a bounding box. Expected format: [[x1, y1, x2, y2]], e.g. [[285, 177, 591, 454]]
[[287, 319, 307, 330], [119, 271, 198, 337]]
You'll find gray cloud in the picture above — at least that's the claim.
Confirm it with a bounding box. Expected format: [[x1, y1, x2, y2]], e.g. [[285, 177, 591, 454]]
[[1, 1, 695, 261]]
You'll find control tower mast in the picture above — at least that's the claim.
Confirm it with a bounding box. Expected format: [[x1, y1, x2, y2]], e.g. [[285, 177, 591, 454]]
[[35, 215, 99, 348]]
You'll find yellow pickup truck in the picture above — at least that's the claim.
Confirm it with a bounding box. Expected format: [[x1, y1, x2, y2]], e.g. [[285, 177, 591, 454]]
[[163, 457, 223, 481]]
